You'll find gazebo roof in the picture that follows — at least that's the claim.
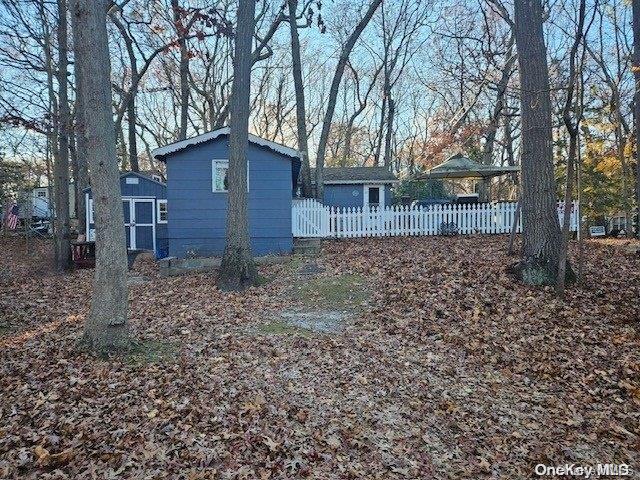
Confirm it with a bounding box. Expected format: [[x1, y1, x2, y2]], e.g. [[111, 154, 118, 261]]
[[418, 154, 519, 179]]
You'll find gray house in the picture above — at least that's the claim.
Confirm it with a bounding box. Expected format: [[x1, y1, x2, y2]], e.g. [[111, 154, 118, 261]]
[[152, 127, 301, 258], [312, 167, 397, 209]]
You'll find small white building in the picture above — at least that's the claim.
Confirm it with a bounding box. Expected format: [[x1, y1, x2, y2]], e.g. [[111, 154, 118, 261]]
[[27, 183, 76, 220]]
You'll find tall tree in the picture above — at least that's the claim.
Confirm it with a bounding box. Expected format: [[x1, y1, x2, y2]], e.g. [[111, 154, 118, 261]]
[[73, 60, 90, 236], [54, 0, 71, 270], [479, 33, 516, 201], [217, 0, 258, 291], [512, 0, 564, 285], [557, 0, 590, 294], [315, 0, 383, 199], [288, 0, 312, 197], [633, 0, 640, 238], [71, 0, 130, 351], [171, 0, 191, 141]]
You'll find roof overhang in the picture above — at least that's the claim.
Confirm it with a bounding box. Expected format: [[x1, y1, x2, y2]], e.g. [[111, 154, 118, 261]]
[[416, 165, 519, 180], [82, 171, 166, 192], [151, 127, 300, 161]]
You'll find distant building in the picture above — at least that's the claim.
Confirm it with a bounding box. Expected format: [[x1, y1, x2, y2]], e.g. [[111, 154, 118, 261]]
[[310, 166, 397, 209], [84, 171, 169, 257], [27, 183, 76, 220]]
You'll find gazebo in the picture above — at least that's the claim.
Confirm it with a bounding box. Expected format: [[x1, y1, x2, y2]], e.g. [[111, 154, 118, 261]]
[[416, 153, 519, 201]]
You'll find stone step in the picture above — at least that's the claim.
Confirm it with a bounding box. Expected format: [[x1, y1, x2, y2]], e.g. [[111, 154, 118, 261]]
[[293, 238, 322, 255], [294, 237, 322, 246]]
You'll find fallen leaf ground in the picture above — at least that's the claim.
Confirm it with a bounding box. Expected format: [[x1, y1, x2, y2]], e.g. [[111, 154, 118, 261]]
[[0, 235, 638, 479]]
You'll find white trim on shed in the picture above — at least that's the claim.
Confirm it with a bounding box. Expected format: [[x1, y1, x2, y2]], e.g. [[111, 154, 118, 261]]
[[151, 127, 300, 159]]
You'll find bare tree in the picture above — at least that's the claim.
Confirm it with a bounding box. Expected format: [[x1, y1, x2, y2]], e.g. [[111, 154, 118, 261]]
[[557, 0, 591, 294], [54, 0, 71, 270], [315, 0, 383, 199], [512, 0, 563, 285], [370, 0, 429, 167], [108, 1, 211, 167], [171, 0, 190, 141], [71, 0, 130, 351], [586, 3, 633, 229], [288, 0, 312, 196], [218, 0, 258, 291], [479, 22, 517, 200], [342, 60, 382, 163]]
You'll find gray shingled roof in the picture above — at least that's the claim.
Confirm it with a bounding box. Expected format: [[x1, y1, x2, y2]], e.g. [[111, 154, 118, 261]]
[[311, 166, 397, 184], [416, 154, 519, 179]]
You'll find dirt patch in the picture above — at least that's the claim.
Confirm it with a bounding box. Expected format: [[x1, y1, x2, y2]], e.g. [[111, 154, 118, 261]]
[[292, 273, 370, 309], [280, 310, 348, 334], [256, 320, 309, 336]]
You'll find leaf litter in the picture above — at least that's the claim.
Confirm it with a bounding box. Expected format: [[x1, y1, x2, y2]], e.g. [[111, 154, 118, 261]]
[[0, 235, 638, 479]]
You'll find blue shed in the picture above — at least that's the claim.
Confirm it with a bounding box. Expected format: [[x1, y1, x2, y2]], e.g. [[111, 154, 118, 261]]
[[312, 166, 397, 209], [84, 171, 169, 258], [151, 127, 301, 258]]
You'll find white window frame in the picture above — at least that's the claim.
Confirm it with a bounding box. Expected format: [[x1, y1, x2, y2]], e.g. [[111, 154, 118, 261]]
[[157, 199, 168, 224], [363, 184, 385, 209], [212, 159, 249, 193], [212, 159, 229, 192]]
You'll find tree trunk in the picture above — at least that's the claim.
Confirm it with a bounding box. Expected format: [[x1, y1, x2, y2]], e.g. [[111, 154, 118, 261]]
[[556, 0, 586, 295], [342, 117, 355, 163], [71, 0, 130, 352], [288, 0, 312, 197], [557, 134, 577, 294], [171, 0, 190, 141], [69, 123, 79, 220], [74, 61, 90, 236], [512, 0, 563, 285], [41, 0, 59, 240], [374, 93, 387, 166], [54, 0, 71, 270], [315, 0, 383, 199], [383, 96, 394, 167], [217, 0, 258, 291], [127, 98, 139, 171], [480, 38, 516, 202], [633, 0, 640, 237]]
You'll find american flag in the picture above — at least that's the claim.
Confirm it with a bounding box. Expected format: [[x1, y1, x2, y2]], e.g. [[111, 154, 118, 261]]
[[4, 203, 19, 230]]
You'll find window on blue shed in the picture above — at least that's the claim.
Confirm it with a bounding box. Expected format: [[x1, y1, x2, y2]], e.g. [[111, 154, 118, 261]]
[[157, 199, 168, 223], [212, 159, 229, 192]]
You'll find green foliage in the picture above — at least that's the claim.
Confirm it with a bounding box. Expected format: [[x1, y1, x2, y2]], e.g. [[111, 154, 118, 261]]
[[392, 179, 451, 202]]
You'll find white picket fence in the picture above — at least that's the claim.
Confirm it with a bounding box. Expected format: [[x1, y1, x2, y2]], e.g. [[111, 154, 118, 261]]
[[292, 198, 579, 238]]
